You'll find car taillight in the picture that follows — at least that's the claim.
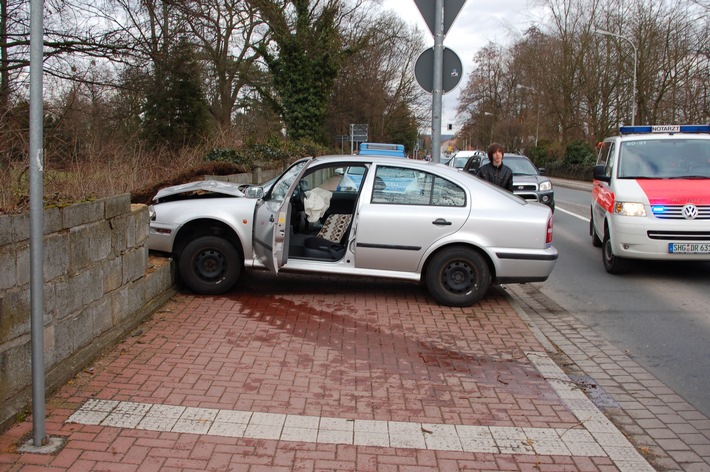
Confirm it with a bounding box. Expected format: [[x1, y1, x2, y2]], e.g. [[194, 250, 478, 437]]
[[546, 215, 553, 244]]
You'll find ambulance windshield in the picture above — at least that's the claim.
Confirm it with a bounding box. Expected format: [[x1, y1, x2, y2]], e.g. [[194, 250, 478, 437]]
[[618, 139, 710, 179]]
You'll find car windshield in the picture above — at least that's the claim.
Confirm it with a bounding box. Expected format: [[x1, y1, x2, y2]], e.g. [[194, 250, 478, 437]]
[[618, 138, 710, 179], [480, 156, 538, 175], [504, 157, 538, 175]]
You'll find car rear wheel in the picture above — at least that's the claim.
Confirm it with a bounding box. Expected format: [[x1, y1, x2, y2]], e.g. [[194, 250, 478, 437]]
[[179, 236, 242, 294], [425, 247, 491, 307], [602, 232, 629, 274]]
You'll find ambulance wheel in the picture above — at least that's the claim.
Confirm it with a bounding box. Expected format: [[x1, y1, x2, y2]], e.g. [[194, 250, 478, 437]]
[[602, 233, 629, 274]]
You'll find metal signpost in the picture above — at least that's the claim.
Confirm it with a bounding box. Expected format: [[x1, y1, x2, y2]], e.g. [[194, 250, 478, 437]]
[[413, 0, 466, 163], [26, 0, 48, 451]]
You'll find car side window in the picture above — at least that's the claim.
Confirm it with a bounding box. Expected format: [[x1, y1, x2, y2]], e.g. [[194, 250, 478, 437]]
[[596, 142, 611, 167], [604, 143, 616, 178], [596, 142, 615, 178], [372, 166, 466, 207], [299, 164, 368, 193]]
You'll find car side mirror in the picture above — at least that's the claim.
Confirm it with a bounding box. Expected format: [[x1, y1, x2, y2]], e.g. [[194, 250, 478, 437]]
[[592, 164, 610, 183], [245, 186, 264, 199], [537, 167, 546, 175]]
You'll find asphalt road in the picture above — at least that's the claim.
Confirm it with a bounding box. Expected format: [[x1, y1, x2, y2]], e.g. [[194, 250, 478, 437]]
[[535, 181, 710, 418]]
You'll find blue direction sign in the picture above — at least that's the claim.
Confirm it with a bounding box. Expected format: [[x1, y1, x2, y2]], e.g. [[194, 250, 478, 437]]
[[415, 47, 463, 94], [414, 0, 466, 36]]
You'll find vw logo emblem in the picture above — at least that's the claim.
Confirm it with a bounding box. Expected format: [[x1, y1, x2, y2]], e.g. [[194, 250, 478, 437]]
[[682, 204, 698, 219]]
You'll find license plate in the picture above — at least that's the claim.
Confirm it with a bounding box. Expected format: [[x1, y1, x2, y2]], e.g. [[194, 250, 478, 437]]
[[668, 243, 710, 254]]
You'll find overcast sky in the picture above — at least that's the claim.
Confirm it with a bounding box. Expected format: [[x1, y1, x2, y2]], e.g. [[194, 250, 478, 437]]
[[380, 0, 544, 135]]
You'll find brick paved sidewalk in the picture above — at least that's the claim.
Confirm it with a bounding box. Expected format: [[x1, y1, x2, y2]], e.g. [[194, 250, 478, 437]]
[[0, 273, 652, 471]]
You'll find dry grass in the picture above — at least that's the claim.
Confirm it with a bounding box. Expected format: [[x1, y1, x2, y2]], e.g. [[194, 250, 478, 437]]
[[0, 144, 245, 214]]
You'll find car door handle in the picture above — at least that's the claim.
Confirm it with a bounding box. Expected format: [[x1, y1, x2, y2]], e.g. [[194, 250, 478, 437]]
[[269, 214, 275, 222], [432, 218, 452, 226]]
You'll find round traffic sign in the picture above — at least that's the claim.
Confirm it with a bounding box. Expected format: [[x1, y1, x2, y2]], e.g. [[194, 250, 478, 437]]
[[414, 47, 463, 94]]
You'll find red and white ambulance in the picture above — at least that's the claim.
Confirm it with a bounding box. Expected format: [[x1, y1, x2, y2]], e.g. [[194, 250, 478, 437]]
[[590, 124, 710, 273]]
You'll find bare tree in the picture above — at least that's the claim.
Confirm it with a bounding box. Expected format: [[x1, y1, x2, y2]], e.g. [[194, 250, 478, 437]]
[[326, 11, 425, 150], [178, 0, 265, 128], [456, 43, 511, 146]]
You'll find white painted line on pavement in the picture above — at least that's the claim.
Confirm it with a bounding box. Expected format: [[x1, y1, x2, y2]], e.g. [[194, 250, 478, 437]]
[[64, 350, 654, 470], [555, 206, 590, 222]]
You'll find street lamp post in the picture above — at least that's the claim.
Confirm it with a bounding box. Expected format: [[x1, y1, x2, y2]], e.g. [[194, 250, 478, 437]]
[[516, 84, 539, 146], [594, 28, 637, 126]]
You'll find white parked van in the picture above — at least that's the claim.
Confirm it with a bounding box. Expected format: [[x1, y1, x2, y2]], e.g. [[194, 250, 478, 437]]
[[590, 124, 710, 273]]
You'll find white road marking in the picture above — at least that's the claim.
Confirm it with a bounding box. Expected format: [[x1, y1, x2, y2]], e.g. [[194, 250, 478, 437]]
[[66, 351, 653, 471]]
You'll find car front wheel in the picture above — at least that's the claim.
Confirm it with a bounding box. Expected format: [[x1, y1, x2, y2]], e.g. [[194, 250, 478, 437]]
[[179, 236, 242, 294], [602, 232, 629, 274], [425, 247, 491, 307]]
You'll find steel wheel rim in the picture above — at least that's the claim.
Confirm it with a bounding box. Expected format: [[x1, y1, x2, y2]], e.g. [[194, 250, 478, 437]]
[[195, 249, 226, 280], [442, 260, 476, 294]]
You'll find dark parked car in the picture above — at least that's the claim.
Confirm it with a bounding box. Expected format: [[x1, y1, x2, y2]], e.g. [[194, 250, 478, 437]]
[[464, 153, 554, 211]]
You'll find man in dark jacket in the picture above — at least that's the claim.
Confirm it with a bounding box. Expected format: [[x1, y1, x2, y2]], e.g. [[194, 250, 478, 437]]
[[476, 142, 513, 191]]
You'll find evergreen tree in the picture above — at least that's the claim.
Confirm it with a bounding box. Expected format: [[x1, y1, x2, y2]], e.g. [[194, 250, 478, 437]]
[[253, 0, 346, 144], [142, 38, 212, 147]]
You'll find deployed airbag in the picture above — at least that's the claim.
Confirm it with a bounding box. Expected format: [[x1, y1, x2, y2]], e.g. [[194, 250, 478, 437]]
[[303, 187, 332, 222]]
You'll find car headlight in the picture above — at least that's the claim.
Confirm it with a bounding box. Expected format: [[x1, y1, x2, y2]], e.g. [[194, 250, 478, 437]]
[[614, 202, 646, 217], [148, 205, 156, 221], [539, 181, 552, 191]]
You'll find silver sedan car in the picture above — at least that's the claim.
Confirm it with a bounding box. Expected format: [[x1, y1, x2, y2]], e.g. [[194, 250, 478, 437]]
[[148, 155, 558, 306]]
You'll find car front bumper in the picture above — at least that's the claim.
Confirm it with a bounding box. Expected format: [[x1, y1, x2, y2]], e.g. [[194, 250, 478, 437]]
[[514, 189, 554, 209], [608, 216, 710, 260]]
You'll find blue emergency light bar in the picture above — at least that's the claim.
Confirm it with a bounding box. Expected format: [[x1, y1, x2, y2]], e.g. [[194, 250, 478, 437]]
[[358, 142, 406, 157], [619, 124, 710, 135]]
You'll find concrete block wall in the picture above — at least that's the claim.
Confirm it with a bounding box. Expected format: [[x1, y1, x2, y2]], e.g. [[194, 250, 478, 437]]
[[204, 165, 285, 185], [0, 195, 175, 431]]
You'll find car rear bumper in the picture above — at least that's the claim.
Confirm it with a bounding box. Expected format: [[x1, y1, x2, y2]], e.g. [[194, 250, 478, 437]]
[[493, 246, 559, 281]]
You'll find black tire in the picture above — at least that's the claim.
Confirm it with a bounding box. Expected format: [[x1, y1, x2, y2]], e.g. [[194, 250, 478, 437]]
[[425, 247, 491, 307], [590, 214, 602, 247], [179, 236, 242, 294], [602, 232, 629, 274]]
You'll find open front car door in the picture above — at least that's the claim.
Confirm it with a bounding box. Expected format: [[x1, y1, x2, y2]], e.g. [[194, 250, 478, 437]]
[[253, 159, 310, 272]]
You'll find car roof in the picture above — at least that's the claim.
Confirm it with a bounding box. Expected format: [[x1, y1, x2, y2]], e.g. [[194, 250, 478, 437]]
[[480, 153, 530, 161], [454, 150, 479, 157], [307, 154, 474, 183], [313, 154, 451, 168]]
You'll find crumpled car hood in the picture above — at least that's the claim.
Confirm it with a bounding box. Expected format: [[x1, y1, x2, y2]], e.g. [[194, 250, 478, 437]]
[[153, 180, 244, 202]]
